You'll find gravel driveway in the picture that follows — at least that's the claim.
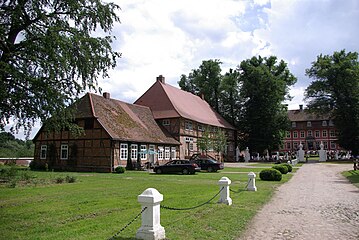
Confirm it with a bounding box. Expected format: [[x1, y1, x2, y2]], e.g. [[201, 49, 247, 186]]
[[238, 163, 359, 240]]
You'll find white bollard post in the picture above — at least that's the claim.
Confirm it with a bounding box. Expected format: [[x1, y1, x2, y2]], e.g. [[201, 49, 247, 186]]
[[218, 177, 232, 205], [136, 188, 165, 240], [247, 172, 257, 191]]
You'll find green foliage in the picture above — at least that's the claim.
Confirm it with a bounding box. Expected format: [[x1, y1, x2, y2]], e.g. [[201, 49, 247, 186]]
[[305, 50, 359, 155], [179, 59, 222, 112], [272, 165, 288, 174], [29, 161, 46, 171], [0, 0, 121, 135], [237, 56, 296, 154], [281, 163, 293, 172], [114, 166, 125, 174], [213, 129, 228, 156], [260, 168, 282, 181], [65, 175, 77, 183], [197, 127, 212, 154], [0, 132, 34, 157]]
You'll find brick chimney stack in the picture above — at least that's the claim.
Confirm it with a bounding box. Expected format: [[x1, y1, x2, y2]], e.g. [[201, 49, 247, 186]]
[[103, 92, 110, 99], [156, 75, 165, 84]]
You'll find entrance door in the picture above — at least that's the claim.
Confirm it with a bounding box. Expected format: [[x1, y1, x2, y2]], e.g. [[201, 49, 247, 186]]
[[149, 145, 155, 164]]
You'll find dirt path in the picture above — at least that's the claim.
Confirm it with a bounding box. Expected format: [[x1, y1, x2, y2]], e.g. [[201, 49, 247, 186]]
[[238, 163, 359, 240]]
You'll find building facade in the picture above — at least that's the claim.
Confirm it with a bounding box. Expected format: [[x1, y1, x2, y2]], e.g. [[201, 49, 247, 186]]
[[135, 75, 237, 161], [280, 105, 341, 152], [33, 93, 179, 172]]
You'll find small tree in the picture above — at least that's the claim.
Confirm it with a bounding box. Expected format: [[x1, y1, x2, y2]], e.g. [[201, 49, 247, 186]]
[[197, 127, 212, 156], [213, 129, 227, 161]]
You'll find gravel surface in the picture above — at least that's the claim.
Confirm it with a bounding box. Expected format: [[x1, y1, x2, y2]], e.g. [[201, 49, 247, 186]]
[[238, 163, 359, 240]]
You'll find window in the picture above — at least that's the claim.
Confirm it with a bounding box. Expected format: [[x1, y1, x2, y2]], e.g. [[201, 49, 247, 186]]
[[322, 130, 327, 137], [165, 147, 170, 160], [307, 121, 312, 127], [171, 147, 176, 160], [293, 142, 298, 149], [40, 145, 47, 159], [293, 131, 298, 138], [315, 130, 320, 138], [185, 137, 193, 142], [120, 143, 128, 160], [330, 130, 335, 137], [300, 131, 305, 138], [158, 147, 164, 160], [162, 119, 170, 126], [60, 144, 68, 160], [323, 141, 328, 149], [189, 142, 194, 151], [286, 142, 291, 149], [291, 122, 296, 127], [322, 121, 327, 126], [131, 145, 138, 160], [330, 141, 336, 149], [307, 130, 312, 137], [185, 121, 193, 131], [316, 141, 320, 149], [140, 145, 147, 160], [286, 131, 291, 138], [228, 143, 234, 152], [84, 118, 94, 129], [198, 124, 204, 131], [329, 120, 334, 126]]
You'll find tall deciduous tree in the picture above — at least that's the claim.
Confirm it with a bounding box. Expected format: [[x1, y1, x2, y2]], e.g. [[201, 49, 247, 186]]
[[0, 0, 121, 136], [305, 50, 359, 155], [178, 59, 222, 112], [238, 56, 296, 155]]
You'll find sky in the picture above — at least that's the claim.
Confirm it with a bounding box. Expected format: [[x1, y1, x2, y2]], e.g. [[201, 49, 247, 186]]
[[7, 0, 359, 139]]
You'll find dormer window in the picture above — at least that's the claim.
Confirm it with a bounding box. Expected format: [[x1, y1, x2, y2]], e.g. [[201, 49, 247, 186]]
[[198, 124, 204, 131], [307, 121, 312, 127], [291, 122, 296, 128], [185, 121, 193, 131], [162, 119, 170, 126], [329, 120, 334, 126], [322, 121, 327, 127]]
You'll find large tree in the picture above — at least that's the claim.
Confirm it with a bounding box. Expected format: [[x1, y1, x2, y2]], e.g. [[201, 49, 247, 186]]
[[238, 56, 296, 154], [178, 59, 222, 112], [305, 50, 359, 155], [0, 0, 121, 136]]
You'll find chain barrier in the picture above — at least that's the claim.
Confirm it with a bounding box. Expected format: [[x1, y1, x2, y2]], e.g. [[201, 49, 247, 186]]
[[229, 178, 251, 194], [160, 187, 224, 211], [108, 207, 147, 240]]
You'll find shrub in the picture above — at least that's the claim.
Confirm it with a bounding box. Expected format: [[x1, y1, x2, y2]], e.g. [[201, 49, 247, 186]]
[[115, 166, 126, 174], [65, 175, 77, 183], [272, 165, 288, 174], [29, 161, 46, 171], [55, 177, 64, 184], [259, 169, 282, 181], [281, 163, 292, 172]]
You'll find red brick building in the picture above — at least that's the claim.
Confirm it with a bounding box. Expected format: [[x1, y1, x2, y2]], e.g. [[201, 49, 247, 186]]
[[33, 93, 179, 172], [280, 105, 341, 152], [135, 75, 236, 161]]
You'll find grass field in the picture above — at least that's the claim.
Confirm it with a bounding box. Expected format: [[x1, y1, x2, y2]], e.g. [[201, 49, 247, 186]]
[[0, 166, 296, 240], [342, 170, 359, 189]]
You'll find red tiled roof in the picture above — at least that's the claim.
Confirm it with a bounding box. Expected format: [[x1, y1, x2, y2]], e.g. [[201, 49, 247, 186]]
[[77, 93, 179, 145], [135, 80, 235, 130]]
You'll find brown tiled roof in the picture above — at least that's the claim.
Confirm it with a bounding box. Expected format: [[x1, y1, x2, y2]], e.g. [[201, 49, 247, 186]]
[[76, 93, 179, 145], [288, 109, 331, 122], [135, 80, 235, 130]]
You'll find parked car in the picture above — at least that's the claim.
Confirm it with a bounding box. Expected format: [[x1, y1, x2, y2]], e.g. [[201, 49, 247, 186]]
[[190, 154, 224, 172], [154, 160, 200, 174]]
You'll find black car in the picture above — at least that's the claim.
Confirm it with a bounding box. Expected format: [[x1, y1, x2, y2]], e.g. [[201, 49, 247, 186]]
[[154, 160, 200, 174], [190, 154, 224, 172]]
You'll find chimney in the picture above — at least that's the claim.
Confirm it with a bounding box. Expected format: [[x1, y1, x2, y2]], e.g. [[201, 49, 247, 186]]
[[299, 104, 303, 111], [103, 92, 110, 99], [156, 75, 165, 84]]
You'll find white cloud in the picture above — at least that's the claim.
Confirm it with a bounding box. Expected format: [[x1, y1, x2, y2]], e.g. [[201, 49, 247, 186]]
[[6, 0, 359, 139]]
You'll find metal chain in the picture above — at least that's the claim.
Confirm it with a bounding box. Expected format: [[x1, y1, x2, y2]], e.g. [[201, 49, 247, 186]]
[[229, 178, 252, 193], [108, 207, 147, 240], [160, 187, 224, 211]]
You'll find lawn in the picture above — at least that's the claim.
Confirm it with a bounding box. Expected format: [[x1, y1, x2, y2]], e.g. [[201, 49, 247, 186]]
[[0, 166, 295, 240], [342, 170, 359, 189]]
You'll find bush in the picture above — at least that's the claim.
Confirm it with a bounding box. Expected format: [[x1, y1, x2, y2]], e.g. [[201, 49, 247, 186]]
[[272, 165, 288, 174], [29, 161, 46, 171], [55, 177, 64, 184], [115, 166, 126, 174], [65, 175, 77, 183], [259, 169, 282, 181], [281, 163, 292, 172]]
